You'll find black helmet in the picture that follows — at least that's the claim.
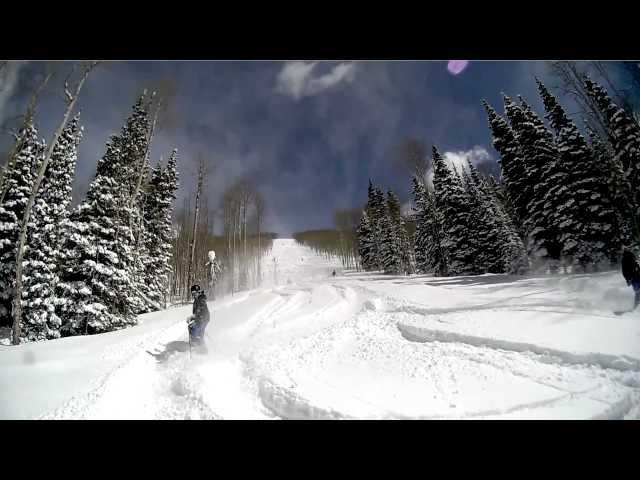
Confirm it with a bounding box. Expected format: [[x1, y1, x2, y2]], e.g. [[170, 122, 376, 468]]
[[190, 284, 202, 295]]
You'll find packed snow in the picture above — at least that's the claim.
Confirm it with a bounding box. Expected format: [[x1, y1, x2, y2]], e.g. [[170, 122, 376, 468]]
[[2, 239, 640, 419]]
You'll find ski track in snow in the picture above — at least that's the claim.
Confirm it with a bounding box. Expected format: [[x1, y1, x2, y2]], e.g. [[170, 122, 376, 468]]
[[4, 239, 640, 419]]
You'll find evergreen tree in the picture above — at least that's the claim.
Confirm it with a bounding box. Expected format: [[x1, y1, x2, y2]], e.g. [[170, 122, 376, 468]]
[[587, 125, 632, 248], [21, 116, 82, 340], [131, 158, 154, 313], [364, 180, 379, 270], [121, 96, 152, 313], [519, 96, 555, 145], [366, 182, 387, 271], [482, 101, 527, 232], [584, 76, 640, 242], [56, 96, 149, 336], [412, 177, 449, 276], [503, 94, 562, 265], [379, 197, 401, 274], [461, 162, 498, 273], [411, 177, 429, 273], [431, 146, 474, 275], [537, 79, 621, 267], [391, 189, 413, 273], [142, 149, 179, 306], [486, 174, 518, 229], [356, 210, 375, 271], [468, 161, 528, 274], [0, 123, 45, 327], [381, 189, 409, 274]]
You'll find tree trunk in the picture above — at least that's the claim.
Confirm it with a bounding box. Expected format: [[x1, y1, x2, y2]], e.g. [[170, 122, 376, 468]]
[[12, 63, 97, 344], [257, 219, 261, 286], [186, 160, 204, 300], [242, 196, 247, 289]]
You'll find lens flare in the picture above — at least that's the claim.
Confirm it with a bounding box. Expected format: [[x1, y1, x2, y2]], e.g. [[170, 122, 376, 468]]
[[447, 60, 470, 75]]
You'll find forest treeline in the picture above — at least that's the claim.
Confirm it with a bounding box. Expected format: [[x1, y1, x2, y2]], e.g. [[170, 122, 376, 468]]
[[357, 72, 640, 276]]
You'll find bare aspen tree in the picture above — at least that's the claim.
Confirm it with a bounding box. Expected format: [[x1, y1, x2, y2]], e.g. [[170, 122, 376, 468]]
[[12, 61, 99, 344], [546, 61, 635, 141], [237, 177, 254, 289], [186, 155, 206, 299], [254, 192, 265, 286], [128, 78, 179, 208]]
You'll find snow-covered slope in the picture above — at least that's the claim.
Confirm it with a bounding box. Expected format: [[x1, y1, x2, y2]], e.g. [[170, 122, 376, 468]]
[[261, 238, 342, 288], [2, 239, 640, 419]]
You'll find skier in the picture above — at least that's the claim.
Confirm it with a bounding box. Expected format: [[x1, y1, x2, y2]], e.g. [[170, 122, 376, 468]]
[[621, 247, 640, 310], [205, 250, 223, 300], [187, 284, 210, 348], [332, 270, 336, 277]]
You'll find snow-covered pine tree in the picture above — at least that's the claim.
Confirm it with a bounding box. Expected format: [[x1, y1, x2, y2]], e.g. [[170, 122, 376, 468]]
[[131, 155, 154, 313], [356, 210, 375, 271], [482, 101, 527, 233], [411, 176, 428, 273], [503, 94, 562, 267], [486, 173, 518, 229], [383, 189, 410, 274], [431, 146, 474, 275], [584, 76, 640, 243], [20, 116, 82, 341], [587, 125, 632, 249], [461, 162, 498, 273], [412, 176, 448, 276], [121, 96, 152, 314], [537, 79, 621, 268], [468, 161, 528, 274], [56, 96, 149, 336], [362, 180, 379, 271], [0, 123, 45, 327], [379, 194, 402, 274], [519, 95, 555, 145], [142, 149, 179, 307], [365, 181, 387, 271]]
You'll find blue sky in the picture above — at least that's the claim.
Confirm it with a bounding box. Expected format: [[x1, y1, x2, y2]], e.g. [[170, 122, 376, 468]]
[[0, 60, 621, 235]]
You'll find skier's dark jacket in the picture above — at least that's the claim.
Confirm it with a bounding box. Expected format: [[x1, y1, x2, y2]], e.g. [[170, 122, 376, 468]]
[[621, 250, 640, 285], [192, 292, 210, 326]]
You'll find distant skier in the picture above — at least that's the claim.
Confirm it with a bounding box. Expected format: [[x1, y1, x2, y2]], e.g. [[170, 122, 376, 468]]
[[332, 270, 336, 277], [205, 250, 223, 300], [187, 284, 210, 348], [621, 247, 640, 310]]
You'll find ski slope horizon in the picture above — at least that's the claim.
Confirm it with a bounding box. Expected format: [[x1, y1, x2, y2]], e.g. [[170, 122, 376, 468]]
[[2, 238, 640, 419]]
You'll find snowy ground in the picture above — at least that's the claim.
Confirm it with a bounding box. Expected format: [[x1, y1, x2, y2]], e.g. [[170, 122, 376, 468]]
[[2, 239, 640, 419]]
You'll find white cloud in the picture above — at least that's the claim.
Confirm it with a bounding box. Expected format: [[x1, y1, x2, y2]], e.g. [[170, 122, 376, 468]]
[[426, 146, 492, 184], [443, 145, 491, 172], [276, 61, 356, 100]]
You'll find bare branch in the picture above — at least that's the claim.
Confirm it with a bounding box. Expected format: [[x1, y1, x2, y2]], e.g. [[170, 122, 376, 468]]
[[2, 130, 21, 141], [63, 64, 77, 103]]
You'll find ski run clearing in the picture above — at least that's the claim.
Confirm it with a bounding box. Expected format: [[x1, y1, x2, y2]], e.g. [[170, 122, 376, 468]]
[[2, 239, 640, 420]]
